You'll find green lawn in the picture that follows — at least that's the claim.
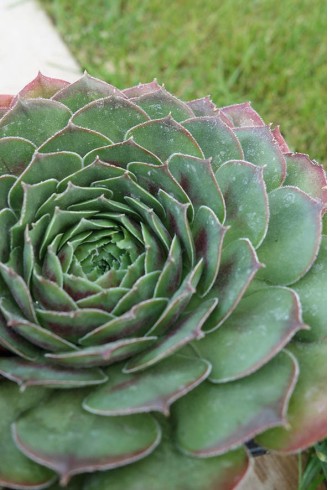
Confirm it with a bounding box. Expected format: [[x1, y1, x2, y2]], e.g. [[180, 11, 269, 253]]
[[39, 0, 326, 164]]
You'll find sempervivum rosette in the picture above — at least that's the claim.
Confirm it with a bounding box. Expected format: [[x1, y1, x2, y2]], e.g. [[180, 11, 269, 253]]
[[0, 73, 326, 490]]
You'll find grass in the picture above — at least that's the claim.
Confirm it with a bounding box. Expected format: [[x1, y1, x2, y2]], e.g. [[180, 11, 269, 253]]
[[39, 0, 326, 164], [298, 440, 327, 490]]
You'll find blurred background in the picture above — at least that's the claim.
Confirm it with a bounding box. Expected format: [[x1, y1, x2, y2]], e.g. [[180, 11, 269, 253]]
[[39, 0, 326, 164]]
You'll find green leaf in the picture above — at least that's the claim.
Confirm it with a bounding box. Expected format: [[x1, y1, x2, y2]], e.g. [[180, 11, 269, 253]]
[[72, 95, 149, 142], [46, 337, 157, 368], [0, 357, 107, 389], [0, 174, 16, 209], [133, 86, 194, 121], [192, 205, 227, 296], [0, 311, 40, 360], [38, 123, 111, 157], [293, 236, 327, 342], [9, 151, 83, 211], [83, 138, 162, 167], [84, 355, 210, 416], [169, 153, 225, 221], [0, 98, 71, 146], [83, 420, 250, 490], [257, 187, 322, 285], [173, 351, 298, 456], [36, 308, 113, 343], [13, 390, 161, 486], [126, 116, 204, 161], [256, 342, 327, 452], [0, 208, 16, 261], [216, 160, 269, 247], [195, 287, 305, 382], [53, 72, 125, 112], [202, 238, 262, 332], [182, 116, 244, 170], [79, 298, 167, 346], [234, 126, 286, 190], [124, 298, 217, 373], [284, 153, 327, 208], [0, 382, 55, 489], [0, 137, 36, 176], [0, 263, 37, 322]]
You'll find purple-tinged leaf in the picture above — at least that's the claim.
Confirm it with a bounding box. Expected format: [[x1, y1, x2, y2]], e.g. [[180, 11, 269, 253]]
[[284, 153, 327, 210], [52, 72, 126, 111], [203, 238, 262, 332], [186, 96, 218, 117], [32, 273, 78, 312], [13, 72, 69, 102], [36, 308, 113, 343], [256, 342, 326, 452], [220, 102, 264, 128], [122, 80, 162, 99], [272, 125, 290, 153], [192, 206, 227, 296]]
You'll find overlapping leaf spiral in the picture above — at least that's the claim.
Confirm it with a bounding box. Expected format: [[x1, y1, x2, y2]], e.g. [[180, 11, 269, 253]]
[[0, 73, 326, 490]]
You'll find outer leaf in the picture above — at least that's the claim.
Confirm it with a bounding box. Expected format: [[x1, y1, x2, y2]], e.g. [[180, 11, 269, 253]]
[[125, 115, 204, 161], [234, 126, 286, 190], [195, 287, 306, 382], [257, 186, 322, 285], [83, 420, 250, 490], [72, 95, 149, 142], [0, 382, 55, 489], [216, 160, 269, 248], [0, 137, 36, 176], [52, 73, 125, 111], [256, 342, 327, 452], [132, 87, 194, 121], [293, 236, 327, 342], [183, 116, 244, 170], [0, 98, 71, 146], [173, 351, 298, 457], [284, 153, 327, 209], [13, 390, 161, 486]]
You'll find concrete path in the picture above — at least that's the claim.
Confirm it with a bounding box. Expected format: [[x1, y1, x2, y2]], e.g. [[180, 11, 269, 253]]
[[0, 0, 81, 94]]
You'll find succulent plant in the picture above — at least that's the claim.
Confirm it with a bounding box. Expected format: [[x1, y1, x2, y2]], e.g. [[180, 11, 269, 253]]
[[0, 72, 326, 490]]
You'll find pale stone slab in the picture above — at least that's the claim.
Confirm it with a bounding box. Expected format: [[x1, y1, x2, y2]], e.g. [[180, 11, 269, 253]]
[[0, 0, 81, 94]]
